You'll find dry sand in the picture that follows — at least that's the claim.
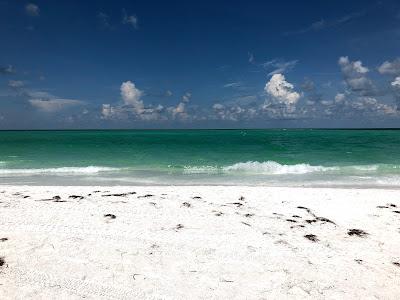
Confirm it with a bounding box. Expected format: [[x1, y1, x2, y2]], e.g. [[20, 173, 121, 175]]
[[0, 185, 399, 299]]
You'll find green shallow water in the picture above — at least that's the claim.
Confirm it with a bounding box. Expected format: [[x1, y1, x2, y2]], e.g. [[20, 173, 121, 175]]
[[0, 129, 400, 186]]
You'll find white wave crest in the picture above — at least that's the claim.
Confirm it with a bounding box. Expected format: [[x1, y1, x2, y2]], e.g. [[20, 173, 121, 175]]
[[0, 166, 119, 175], [223, 161, 336, 175], [183, 165, 220, 174]]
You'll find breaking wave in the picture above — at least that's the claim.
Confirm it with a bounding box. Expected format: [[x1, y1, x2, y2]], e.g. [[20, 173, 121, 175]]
[[223, 161, 337, 174], [183, 161, 400, 175]]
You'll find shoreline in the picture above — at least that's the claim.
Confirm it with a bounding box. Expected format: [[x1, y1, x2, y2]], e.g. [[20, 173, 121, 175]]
[[1, 185, 400, 299]]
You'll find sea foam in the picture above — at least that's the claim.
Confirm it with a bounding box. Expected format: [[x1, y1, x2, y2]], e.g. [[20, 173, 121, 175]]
[[223, 161, 336, 174]]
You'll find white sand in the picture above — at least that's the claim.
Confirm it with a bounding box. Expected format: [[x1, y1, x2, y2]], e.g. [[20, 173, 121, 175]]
[[0, 185, 399, 299]]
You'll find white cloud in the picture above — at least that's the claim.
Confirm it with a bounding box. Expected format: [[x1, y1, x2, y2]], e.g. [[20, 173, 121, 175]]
[[120, 81, 144, 112], [29, 99, 84, 112], [182, 92, 191, 102], [378, 59, 400, 75], [168, 93, 192, 119], [339, 56, 368, 74], [8, 80, 24, 88], [212, 103, 224, 110], [334, 93, 346, 103], [391, 76, 400, 87], [25, 3, 40, 17], [338, 56, 375, 95], [122, 9, 138, 29], [265, 74, 300, 106]]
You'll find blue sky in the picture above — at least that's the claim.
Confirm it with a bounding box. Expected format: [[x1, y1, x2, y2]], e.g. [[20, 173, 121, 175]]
[[1, 0, 400, 128]]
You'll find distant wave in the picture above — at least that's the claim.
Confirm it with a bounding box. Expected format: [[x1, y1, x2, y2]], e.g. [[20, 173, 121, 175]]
[[183, 161, 336, 175], [223, 161, 337, 174], [0, 166, 119, 175], [183, 161, 400, 175]]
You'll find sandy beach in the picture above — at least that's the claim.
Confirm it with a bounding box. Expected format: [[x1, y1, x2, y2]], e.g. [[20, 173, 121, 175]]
[[0, 185, 399, 299]]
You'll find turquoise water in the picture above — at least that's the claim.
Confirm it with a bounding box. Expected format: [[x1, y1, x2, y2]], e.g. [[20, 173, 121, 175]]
[[0, 129, 400, 187]]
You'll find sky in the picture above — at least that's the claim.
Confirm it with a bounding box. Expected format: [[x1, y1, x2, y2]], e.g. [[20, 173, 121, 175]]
[[1, 0, 400, 129]]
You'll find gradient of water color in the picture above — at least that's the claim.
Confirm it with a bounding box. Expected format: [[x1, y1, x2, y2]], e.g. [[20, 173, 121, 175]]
[[0, 129, 399, 187]]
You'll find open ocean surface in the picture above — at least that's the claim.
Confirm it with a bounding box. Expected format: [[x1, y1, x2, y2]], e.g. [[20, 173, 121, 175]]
[[0, 129, 400, 187]]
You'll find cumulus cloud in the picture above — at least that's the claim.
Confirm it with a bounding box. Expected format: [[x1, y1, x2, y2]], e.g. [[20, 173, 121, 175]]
[[120, 81, 144, 112], [29, 99, 84, 112], [25, 3, 40, 17], [391, 77, 400, 87], [334, 93, 346, 104], [338, 56, 375, 95], [122, 9, 138, 29], [167, 92, 192, 120], [265, 74, 300, 106], [182, 92, 191, 102], [378, 58, 400, 75], [391, 77, 400, 110]]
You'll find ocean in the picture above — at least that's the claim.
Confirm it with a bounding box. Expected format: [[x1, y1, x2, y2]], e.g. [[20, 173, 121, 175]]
[[0, 129, 399, 187]]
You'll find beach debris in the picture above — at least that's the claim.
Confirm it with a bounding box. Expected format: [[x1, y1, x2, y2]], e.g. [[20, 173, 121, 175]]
[[304, 234, 319, 242], [192, 196, 202, 199], [292, 215, 301, 218], [23, 195, 30, 198], [393, 262, 400, 267], [230, 202, 243, 208], [69, 195, 84, 199], [175, 224, 184, 231], [290, 224, 305, 229], [182, 202, 191, 208], [377, 205, 388, 208], [138, 194, 154, 198], [0, 257, 5, 267], [393, 211, 400, 214], [102, 192, 136, 197], [316, 217, 336, 225], [104, 214, 116, 219], [214, 211, 223, 216], [286, 219, 297, 223], [244, 213, 254, 218], [347, 229, 368, 237], [354, 259, 363, 264], [241, 222, 251, 227], [0, 237, 8, 242], [239, 196, 245, 201], [388, 203, 397, 208], [53, 196, 67, 202], [149, 202, 157, 206], [305, 219, 317, 224], [35, 195, 65, 202]]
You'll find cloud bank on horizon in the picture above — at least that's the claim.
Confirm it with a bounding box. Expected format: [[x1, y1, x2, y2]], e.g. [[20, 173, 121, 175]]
[[1, 0, 400, 128]]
